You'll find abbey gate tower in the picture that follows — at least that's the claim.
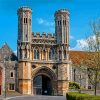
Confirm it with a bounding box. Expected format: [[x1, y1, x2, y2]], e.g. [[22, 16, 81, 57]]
[[17, 7, 70, 96]]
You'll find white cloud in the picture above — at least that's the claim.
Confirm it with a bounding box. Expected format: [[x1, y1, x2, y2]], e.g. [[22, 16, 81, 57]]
[[71, 35, 98, 51], [70, 35, 74, 39], [71, 39, 88, 51], [37, 18, 54, 26]]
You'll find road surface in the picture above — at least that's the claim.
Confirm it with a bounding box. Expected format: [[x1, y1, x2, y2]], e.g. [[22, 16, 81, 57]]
[[7, 96, 66, 100]]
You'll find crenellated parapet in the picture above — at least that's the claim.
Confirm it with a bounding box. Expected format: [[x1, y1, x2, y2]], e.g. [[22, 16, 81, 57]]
[[31, 32, 56, 45], [32, 32, 56, 39]]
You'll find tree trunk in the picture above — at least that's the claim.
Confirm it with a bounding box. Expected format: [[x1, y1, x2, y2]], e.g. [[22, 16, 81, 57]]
[[94, 71, 97, 96], [94, 84, 97, 96]]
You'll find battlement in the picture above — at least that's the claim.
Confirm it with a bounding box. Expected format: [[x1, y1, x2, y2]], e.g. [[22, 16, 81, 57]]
[[32, 32, 56, 39], [17, 6, 32, 14], [55, 9, 70, 16]]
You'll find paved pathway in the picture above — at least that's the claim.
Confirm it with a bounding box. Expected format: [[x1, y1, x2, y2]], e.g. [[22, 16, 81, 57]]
[[7, 96, 66, 100]]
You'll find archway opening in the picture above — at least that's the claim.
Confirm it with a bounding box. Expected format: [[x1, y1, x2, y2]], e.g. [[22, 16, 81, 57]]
[[33, 75, 52, 95]]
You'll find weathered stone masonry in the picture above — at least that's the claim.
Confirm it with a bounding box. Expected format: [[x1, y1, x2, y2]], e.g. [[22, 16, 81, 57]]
[[17, 7, 70, 96]]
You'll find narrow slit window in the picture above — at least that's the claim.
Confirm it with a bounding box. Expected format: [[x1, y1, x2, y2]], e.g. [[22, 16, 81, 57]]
[[58, 21, 59, 26], [26, 18, 27, 23], [63, 20, 64, 25], [24, 18, 26, 23], [10, 71, 14, 78], [60, 20, 61, 26], [65, 20, 66, 25]]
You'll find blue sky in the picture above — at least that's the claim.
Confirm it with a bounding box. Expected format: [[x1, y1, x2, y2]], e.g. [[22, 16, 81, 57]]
[[0, 0, 100, 52]]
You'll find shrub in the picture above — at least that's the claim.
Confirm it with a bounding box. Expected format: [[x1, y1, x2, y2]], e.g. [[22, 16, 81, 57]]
[[66, 92, 100, 100], [69, 82, 80, 89]]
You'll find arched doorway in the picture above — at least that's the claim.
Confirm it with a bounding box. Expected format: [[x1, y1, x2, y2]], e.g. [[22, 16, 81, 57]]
[[33, 75, 52, 95], [32, 66, 57, 95]]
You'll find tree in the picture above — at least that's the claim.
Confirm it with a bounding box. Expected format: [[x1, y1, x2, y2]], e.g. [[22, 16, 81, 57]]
[[83, 19, 100, 96]]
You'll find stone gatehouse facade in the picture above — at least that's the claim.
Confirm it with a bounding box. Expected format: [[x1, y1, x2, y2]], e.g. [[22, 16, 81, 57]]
[[17, 7, 70, 95]]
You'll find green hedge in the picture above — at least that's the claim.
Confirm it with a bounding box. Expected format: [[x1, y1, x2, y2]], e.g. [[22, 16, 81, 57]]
[[69, 82, 80, 89], [66, 92, 100, 100]]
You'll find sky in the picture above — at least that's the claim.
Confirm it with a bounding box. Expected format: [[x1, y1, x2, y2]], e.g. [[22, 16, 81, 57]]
[[0, 0, 100, 53]]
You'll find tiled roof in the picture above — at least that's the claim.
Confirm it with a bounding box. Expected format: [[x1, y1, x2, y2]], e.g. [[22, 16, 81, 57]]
[[69, 50, 100, 68], [0, 43, 18, 61], [69, 51, 88, 65]]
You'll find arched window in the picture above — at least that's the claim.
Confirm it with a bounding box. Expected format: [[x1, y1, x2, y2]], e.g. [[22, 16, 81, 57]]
[[64, 50, 66, 59], [26, 34, 28, 41], [65, 20, 66, 25], [63, 20, 64, 26], [24, 50, 27, 58], [34, 50, 37, 59], [24, 18, 26, 23], [59, 50, 61, 60], [51, 49, 55, 59], [60, 20, 61, 26], [29, 18, 31, 25], [58, 21, 59, 26], [34, 50, 39, 60], [20, 49, 22, 59], [43, 50, 46, 60], [24, 18, 28, 24], [49, 50, 51, 60], [63, 20, 66, 26], [37, 50, 39, 59], [26, 18, 27, 23], [10, 71, 14, 78]]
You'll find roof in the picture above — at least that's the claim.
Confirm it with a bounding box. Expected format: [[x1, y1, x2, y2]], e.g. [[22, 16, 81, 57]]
[[69, 51, 88, 65], [69, 50, 100, 68], [0, 43, 18, 61]]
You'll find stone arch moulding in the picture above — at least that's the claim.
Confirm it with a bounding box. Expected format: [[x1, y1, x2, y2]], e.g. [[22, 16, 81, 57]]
[[32, 66, 57, 80], [31, 66, 57, 95]]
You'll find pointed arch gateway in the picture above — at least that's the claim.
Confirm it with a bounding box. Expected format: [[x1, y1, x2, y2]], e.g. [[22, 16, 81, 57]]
[[32, 66, 57, 95]]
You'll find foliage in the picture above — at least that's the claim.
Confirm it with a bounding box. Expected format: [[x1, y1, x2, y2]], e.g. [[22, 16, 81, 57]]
[[77, 19, 100, 96], [66, 92, 100, 100], [69, 82, 80, 89], [84, 20, 100, 96]]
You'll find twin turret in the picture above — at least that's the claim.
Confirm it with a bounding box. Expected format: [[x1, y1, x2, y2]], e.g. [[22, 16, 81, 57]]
[[17, 7, 32, 42], [17, 7, 69, 45], [55, 9, 70, 45], [17, 7, 70, 60]]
